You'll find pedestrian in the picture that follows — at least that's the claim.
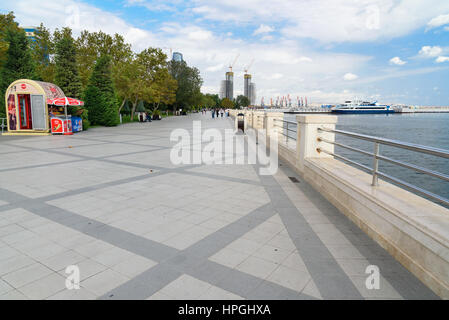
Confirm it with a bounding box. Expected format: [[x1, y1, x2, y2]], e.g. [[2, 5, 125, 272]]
[[216, 109, 219, 118], [212, 108, 215, 119], [220, 109, 224, 117]]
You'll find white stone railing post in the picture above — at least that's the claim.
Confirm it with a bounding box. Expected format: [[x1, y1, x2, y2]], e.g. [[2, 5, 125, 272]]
[[296, 115, 338, 171], [265, 112, 284, 147]]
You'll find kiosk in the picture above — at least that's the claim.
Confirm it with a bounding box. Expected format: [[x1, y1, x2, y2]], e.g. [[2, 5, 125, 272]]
[[4, 79, 84, 135]]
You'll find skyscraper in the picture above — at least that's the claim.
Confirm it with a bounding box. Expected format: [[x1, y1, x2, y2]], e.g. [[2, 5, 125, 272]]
[[250, 83, 256, 105], [244, 74, 251, 100], [225, 72, 234, 100], [172, 52, 183, 62]]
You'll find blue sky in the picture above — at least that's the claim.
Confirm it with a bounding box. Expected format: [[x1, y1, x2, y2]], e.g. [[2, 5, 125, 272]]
[[3, 0, 449, 105]]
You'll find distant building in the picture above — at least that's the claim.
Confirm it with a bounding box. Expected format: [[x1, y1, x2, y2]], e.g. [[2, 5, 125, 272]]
[[225, 72, 234, 100], [172, 52, 183, 62], [250, 82, 256, 105], [219, 80, 226, 99], [22, 26, 38, 43], [244, 73, 256, 105]]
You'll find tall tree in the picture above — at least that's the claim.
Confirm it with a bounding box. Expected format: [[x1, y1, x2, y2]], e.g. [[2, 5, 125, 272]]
[[235, 95, 250, 109], [32, 23, 55, 82], [0, 27, 36, 118], [169, 60, 203, 111], [54, 27, 82, 98], [76, 31, 133, 91], [128, 48, 170, 119], [149, 68, 177, 112], [0, 12, 20, 70], [221, 98, 235, 109], [84, 55, 119, 126]]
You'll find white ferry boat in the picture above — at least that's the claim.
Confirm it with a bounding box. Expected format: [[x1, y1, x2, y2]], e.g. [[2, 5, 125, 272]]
[[331, 101, 395, 114]]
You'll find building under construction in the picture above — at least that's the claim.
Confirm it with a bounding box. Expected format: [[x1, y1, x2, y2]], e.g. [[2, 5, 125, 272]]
[[244, 74, 256, 105]]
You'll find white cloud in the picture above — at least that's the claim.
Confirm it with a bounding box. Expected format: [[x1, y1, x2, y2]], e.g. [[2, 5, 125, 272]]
[[343, 73, 359, 81], [205, 64, 224, 72], [436, 56, 449, 63], [191, 0, 449, 43], [419, 46, 443, 58], [427, 13, 449, 29], [6, 0, 447, 105], [260, 35, 273, 41], [253, 24, 274, 35], [389, 57, 407, 65]]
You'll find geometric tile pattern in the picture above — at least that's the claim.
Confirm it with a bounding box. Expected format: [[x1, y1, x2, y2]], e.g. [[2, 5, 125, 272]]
[[0, 114, 439, 299]]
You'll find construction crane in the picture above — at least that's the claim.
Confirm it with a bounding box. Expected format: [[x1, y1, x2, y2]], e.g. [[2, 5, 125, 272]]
[[162, 47, 173, 60], [228, 53, 240, 72], [244, 58, 254, 74]]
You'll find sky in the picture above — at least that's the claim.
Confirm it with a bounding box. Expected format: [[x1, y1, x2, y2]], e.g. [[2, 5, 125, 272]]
[[2, 0, 449, 106]]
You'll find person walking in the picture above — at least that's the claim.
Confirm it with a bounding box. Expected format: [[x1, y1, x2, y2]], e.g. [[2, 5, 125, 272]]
[[212, 108, 215, 119], [220, 109, 224, 117], [215, 109, 219, 118]]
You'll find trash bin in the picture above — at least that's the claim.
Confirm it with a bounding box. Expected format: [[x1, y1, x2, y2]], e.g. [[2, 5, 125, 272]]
[[237, 113, 245, 133]]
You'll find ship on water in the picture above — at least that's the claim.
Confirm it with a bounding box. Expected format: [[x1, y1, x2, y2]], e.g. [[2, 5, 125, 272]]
[[331, 100, 395, 114]]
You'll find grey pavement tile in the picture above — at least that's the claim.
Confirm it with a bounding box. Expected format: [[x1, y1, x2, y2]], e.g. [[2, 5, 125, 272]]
[[235, 256, 279, 280], [111, 255, 157, 278], [0, 278, 13, 295], [81, 269, 129, 296], [0, 246, 20, 261], [266, 265, 311, 292], [2, 263, 53, 288], [41, 250, 87, 272], [209, 248, 249, 269], [47, 287, 97, 300], [18, 273, 67, 300], [0, 254, 36, 276], [91, 247, 135, 268], [0, 289, 28, 300], [159, 274, 212, 300]]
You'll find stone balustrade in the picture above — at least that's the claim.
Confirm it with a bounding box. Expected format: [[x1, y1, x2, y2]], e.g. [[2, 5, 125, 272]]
[[228, 109, 449, 299]]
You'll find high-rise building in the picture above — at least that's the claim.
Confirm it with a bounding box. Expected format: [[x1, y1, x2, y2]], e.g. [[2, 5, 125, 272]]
[[244, 74, 251, 101], [22, 26, 38, 42], [250, 83, 256, 105], [225, 72, 234, 100], [172, 52, 183, 62], [219, 80, 226, 99], [244, 73, 256, 105]]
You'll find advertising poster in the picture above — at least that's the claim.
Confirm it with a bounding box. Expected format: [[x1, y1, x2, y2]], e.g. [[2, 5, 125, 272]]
[[7, 94, 17, 130]]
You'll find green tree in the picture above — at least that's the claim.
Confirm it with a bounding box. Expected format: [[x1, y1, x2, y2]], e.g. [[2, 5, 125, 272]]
[[84, 55, 119, 126], [76, 31, 133, 91], [0, 12, 20, 70], [168, 60, 203, 111], [54, 27, 82, 98], [221, 98, 235, 109], [128, 48, 170, 119], [235, 95, 250, 109], [32, 23, 55, 82], [0, 27, 36, 118]]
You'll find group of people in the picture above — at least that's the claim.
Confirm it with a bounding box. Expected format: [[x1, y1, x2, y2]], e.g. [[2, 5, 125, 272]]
[[202, 108, 229, 119]]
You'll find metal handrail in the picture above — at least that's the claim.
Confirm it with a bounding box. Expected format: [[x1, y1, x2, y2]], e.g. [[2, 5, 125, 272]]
[[1, 118, 6, 134], [317, 127, 449, 206], [273, 119, 297, 143], [319, 128, 449, 159]]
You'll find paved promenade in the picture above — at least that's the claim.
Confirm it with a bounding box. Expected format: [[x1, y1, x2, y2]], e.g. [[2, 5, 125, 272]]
[[0, 113, 438, 299]]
